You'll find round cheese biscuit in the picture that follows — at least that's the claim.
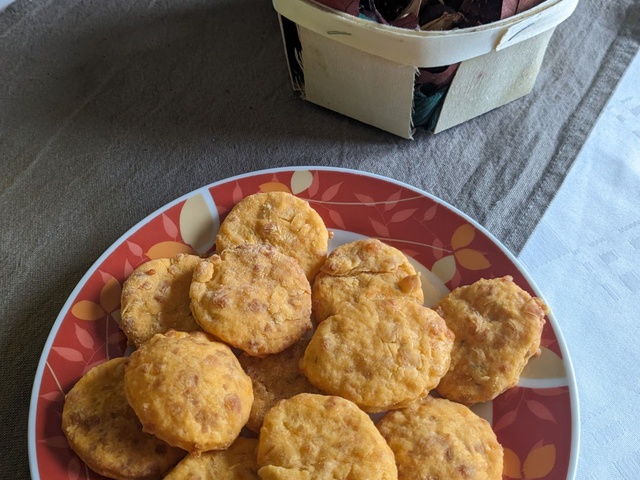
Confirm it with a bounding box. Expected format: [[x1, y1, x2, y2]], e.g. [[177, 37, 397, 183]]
[[120, 254, 202, 347], [62, 357, 186, 480], [124, 330, 253, 454], [312, 239, 423, 323], [190, 243, 312, 357], [238, 336, 321, 433], [300, 297, 454, 412], [435, 276, 547, 404], [164, 437, 259, 480], [215, 191, 329, 281], [377, 396, 503, 479], [257, 393, 397, 479]]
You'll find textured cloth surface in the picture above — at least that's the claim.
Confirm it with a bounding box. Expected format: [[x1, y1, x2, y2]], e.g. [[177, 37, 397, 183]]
[[520, 51, 640, 479], [0, 0, 638, 478]]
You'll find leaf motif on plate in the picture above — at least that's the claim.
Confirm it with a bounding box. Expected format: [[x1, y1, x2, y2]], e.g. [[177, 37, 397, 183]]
[[423, 204, 438, 222], [40, 391, 63, 401], [308, 172, 320, 197], [67, 456, 81, 480], [259, 182, 291, 194], [162, 213, 178, 239], [527, 400, 557, 423], [369, 219, 390, 238], [384, 190, 402, 211], [74, 324, 94, 350], [100, 275, 121, 314], [290, 170, 314, 194], [328, 209, 346, 229], [451, 224, 475, 250], [431, 255, 456, 283], [354, 193, 375, 205], [432, 237, 445, 260], [43, 436, 70, 449], [52, 347, 85, 362], [493, 410, 517, 431], [71, 300, 104, 321], [180, 194, 217, 255], [390, 208, 418, 223], [145, 241, 196, 260], [322, 182, 342, 202], [454, 248, 490, 270], [232, 183, 243, 204], [523, 444, 556, 479], [127, 241, 143, 257], [502, 448, 522, 479]]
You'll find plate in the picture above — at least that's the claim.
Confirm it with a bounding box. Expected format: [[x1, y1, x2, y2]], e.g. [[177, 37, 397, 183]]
[[28, 167, 579, 479]]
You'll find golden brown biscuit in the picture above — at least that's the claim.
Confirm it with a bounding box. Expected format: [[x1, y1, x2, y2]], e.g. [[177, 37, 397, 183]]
[[238, 336, 321, 433], [190, 243, 312, 357], [377, 396, 503, 480], [257, 393, 397, 479], [435, 275, 547, 404], [164, 437, 259, 480], [62, 357, 185, 480], [124, 331, 253, 454], [215, 192, 329, 281], [300, 297, 454, 412], [312, 239, 423, 323], [120, 254, 202, 347]]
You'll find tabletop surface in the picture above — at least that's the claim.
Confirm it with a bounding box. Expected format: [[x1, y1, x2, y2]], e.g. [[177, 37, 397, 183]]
[[0, 0, 638, 478]]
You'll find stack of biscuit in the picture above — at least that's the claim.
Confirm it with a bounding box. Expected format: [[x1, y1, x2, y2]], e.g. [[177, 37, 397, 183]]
[[62, 191, 547, 480]]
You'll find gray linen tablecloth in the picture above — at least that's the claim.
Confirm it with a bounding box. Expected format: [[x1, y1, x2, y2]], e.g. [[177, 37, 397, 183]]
[[1, 0, 638, 478]]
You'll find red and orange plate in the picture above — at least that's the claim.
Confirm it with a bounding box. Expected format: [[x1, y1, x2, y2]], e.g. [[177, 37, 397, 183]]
[[29, 167, 579, 479]]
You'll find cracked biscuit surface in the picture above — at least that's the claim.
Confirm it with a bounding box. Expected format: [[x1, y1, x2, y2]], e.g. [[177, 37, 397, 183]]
[[435, 275, 547, 404], [123, 331, 253, 454], [377, 396, 503, 480], [120, 254, 202, 348], [214, 191, 329, 282], [190, 243, 312, 357], [300, 297, 454, 412], [62, 357, 186, 480], [257, 393, 397, 480], [312, 239, 423, 323], [238, 336, 321, 433], [164, 437, 259, 480]]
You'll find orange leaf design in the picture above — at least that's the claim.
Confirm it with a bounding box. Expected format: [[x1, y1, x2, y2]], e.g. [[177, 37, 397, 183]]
[[52, 347, 85, 362], [328, 210, 346, 229], [162, 213, 178, 239], [127, 241, 143, 257], [454, 248, 491, 270], [75, 324, 94, 350], [523, 444, 556, 479], [71, 300, 105, 321], [423, 204, 437, 221], [503, 448, 522, 479], [100, 276, 122, 314], [370, 219, 390, 238], [232, 183, 243, 204], [322, 183, 342, 202], [259, 182, 291, 194], [308, 172, 320, 197], [354, 193, 375, 204], [390, 208, 418, 223], [493, 410, 517, 431], [451, 224, 475, 250], [145, 241, 196, 260], [527, 400, 557, 423], [384, 190, 402, 211]]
